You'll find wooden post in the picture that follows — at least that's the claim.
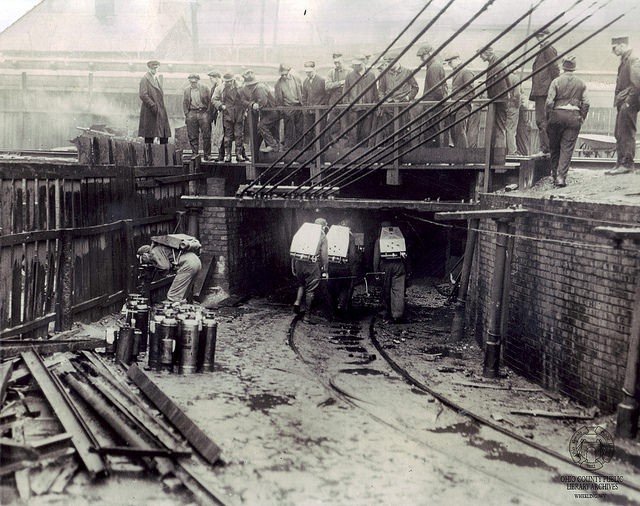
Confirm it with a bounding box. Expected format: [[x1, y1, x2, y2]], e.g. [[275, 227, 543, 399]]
[[56, 229, 73, 331], [122, 220, 135, 296], [451, 218, 479, 340], [311, 108, 322, 182], [21, 72, 27, 149], [246, 110, 259, 181], [385, 104, 401, 186], [483, 103, 496, 193]]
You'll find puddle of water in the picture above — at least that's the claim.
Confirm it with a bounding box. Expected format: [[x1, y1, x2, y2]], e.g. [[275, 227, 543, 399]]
[[338, 368, 385, 376], [429, 420, 481, 438], [248, 393, 292, 411], [344, 346, 367, 353], [470, 438, 555, 471]]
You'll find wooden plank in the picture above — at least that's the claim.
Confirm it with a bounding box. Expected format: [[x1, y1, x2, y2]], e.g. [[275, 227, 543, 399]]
[[12, 424, 31, 501], [127, 363, 222, 465], [0, 338, 104, 359], [434, 208, 530, 221], [192, 251, 214, 300], [151, 144, 166, 167], [48, 460, 78, 494], [0, 229, 60, 247], [0, 362, 13, 406], [20, 350, 107, 479]]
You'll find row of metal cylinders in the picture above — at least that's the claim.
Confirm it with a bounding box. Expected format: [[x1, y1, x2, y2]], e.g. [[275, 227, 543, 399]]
[[109, 295, 218, 374]]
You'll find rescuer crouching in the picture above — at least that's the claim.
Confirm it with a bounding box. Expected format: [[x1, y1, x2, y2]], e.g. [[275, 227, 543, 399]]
[[290, 218, 332, 324], [137, 234, 202, 304], [373, 222, 410, 324]]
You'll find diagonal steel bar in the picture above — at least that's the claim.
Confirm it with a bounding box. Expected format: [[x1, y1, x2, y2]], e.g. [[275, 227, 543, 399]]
[[20, 349, 107, 479]]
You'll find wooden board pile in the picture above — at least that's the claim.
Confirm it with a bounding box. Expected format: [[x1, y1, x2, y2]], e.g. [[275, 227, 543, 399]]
[[0, 350, 225, 505]]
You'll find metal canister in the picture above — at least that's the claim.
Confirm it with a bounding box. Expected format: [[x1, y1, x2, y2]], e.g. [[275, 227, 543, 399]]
[[148, 312, 165, 370], [134, 303, 150, 352], [132, 329, 143, 358], [115, 325, 134, 365], [159, 317, 178, 372], [104, 327, 117, 355], [178, 319, 200, 374], [200, 318, 218, 373]]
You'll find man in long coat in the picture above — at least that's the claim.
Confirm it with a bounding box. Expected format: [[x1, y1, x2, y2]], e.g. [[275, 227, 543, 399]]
[[301, 60, 328, 149], [528, 28, 559, 156], [606, 36, 640, 175], [138, 60, 171, 144], [343, 58, 379, 147], [479, 46, 510, 151], [416, 44, 448, 147], [212, 73, 246, 162]]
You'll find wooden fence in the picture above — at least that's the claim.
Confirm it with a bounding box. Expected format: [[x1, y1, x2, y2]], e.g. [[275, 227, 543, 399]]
[[0, 152, 207, 340]]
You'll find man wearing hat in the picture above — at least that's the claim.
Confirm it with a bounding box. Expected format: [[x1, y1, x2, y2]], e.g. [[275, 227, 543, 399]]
[[343, 57, 379, 147], [325, 53, 349, 144], [444, 52, 475, 148], [377, 56, 418, 144], [212, 73, 246, 162], [479, 46, 511, 152], [138, 60, 171, 144], [528, 28, 559, 157], [275, 64, 303, 150], [241, 69, 280, 153], [182, 74, 212, 159], [607, 36, 640, 175], [545, 56, 590, 187], [207, 70, 224, 161], [416, 44, 448, 147], [301, 61, 328, 148]]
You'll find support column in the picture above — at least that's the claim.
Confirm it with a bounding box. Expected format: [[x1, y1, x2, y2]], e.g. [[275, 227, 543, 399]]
[[451, 218, 479, 340], [483, 218, 511, 378]]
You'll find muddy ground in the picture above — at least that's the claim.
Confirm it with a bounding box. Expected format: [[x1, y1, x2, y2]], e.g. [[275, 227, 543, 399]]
[[6, 278, 640, 506]]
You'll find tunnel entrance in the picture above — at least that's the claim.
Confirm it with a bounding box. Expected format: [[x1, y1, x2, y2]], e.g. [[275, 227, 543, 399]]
[[185, 196, 472, 298]]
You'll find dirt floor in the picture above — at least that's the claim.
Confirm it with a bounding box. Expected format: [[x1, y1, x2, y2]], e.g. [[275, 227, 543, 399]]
[[6, 277, 640, 506], [505, 166, 640, 205]]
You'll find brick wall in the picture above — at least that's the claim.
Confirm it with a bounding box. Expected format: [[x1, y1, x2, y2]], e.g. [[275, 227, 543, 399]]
[[468, 194, 640, 411]]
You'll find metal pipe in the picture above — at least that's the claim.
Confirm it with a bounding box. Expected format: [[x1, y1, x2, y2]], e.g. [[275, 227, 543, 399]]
[[321, 3, 619, 196], [451, 219, 479, 340], [314, 0, 600, 196], [296, 0, 548, 198], [238, 0, 437, 196], [617, 244, 640, 438], [266, 0, 499, 197], [63, 374, 160, 473], [250, 0, 459, 196], [483, 219, 511, 378]]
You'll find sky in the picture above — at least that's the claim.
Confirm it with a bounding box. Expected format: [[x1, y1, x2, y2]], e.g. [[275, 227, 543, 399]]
[[0, 0, 40, 33]]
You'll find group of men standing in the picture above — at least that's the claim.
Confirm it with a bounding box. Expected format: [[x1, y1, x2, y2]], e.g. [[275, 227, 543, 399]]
[[138, 34, 639, 179]]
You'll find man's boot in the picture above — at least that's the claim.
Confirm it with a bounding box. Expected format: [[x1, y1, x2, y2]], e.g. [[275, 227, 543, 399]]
[[236, 148, 246, 162], [223, 141, 232, 162]]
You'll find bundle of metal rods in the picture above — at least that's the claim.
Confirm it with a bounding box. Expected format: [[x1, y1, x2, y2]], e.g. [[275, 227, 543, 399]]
[[237, 0, 628, 199]]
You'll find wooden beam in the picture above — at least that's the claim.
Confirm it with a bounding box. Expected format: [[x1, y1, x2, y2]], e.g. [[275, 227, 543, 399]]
[[127, 364, 221, 465], [0, 339, 104, 359], [183, 195, 476, 212], [593, 226, 640, 242], [0, 362, 13, 406], [434, 208, 530, 221]]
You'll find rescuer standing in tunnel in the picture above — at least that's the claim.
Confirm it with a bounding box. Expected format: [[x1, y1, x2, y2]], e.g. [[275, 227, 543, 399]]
[[373, 222, 410, 324], [291, 218, 330, 324], [545, 56, 590, 187]]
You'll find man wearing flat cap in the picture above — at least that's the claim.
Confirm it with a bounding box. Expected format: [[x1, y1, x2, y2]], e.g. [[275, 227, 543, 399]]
[[275, 64, 303, 149], [416, 44, 448, 147], [445, 53, 476, 148], [183, 74, 212, 159], [138, 60, 171, 144], [212, 73, 246, 162], [545, 56, 590, 187], [343, 57, 379, 147], [606, 36, 640, 175], [529, 27, 559, 157], [326, 53, 349, 143], [479, 46, 511, 152], [241, 69, 281, 153], [377, 56, 418, 144], [207, 70, 224, 161], [301, 61, 328, 148]]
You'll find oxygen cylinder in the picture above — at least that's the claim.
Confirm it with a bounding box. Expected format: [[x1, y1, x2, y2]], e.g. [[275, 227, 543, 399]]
[[178, 319, 200, 374], [159, 317, 178, 372], [200, 317, 218, 373], [116, 325, 134, 365]]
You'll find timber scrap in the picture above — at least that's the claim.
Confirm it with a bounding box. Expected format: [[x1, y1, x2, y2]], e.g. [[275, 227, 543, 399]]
[[0, 349, 227, 505]]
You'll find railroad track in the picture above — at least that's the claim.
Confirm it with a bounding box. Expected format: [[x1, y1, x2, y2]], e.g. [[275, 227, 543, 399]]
[[287, 310, 640, 503]]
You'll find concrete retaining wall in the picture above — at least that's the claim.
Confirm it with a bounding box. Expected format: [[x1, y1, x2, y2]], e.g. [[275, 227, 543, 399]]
[[468, 194, 639, 412]]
